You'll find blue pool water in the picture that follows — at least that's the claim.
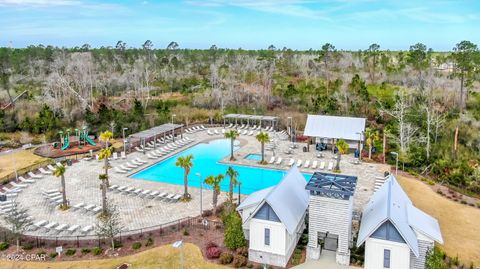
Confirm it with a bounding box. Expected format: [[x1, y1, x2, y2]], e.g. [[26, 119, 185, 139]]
[[131, 139, 312, 194], [244, 153, 262, 161]]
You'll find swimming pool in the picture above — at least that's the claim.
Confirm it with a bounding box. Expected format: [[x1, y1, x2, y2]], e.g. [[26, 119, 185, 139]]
[[131, 139, 312, 195], [244, 153, 262, 161]]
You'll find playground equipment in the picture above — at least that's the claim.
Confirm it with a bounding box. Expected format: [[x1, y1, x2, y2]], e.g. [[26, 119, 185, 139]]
[[79, 126, 96, 146], [58, 129, 71, 150], [58, 126, 95, 150]]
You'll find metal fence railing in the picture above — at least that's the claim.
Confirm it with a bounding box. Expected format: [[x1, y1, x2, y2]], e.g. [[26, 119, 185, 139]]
[[1, 216, 223, 249]]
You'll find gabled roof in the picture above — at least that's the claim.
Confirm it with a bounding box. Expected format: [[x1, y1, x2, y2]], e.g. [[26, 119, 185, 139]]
[[357, 175, 443, 257], [237, 166, 309, 234], [303, 114, 366, 141]]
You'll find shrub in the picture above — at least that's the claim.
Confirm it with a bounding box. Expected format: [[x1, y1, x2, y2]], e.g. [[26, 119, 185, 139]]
[[202, 209, 212, 217], [132, 242, 142, 250], [232, 255, 247, 268], [22, 243, 34, 250], [206, 246, 222, 259], [219, 252, 234, 264], [0, 242, 9, 251], [294, 248, 302, 255], [145, 237, 154, 247], [206, 241, 218, 249], [461, 200, 468, 205], [183, 228, 189, 236], [113, 240, 123, 248], [236, 246, 248, 257], [48, 252, 58, 259], [81, 248, 91, 254], [246, 264, 253, 268], [224, 211, 247, 250], [256, 265, 264, 269], [65, 249, 76, 256], [37, 251, 46, 256], [92, 247, 103, 256]]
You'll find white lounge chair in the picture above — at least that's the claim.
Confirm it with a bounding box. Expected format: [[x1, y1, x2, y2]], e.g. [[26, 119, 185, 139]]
[[311, 161, 318, 169], [296, 160, 303, 167], [114, 167, 127, 174], [83, 204, 96, 211], [19, 176, 35, 184], [39, 167, 52, 175], [136, 158, 147, 164], [140, 190, 151, 196], [132, 188, 143, 195], [303, 160, 310, 168], [275, 157, 283, 165], [72, 202, 85, 210], [81, 225, 93, 234], [135, 146, 144, 152], [214, 129, 220, 135], [267, 157, 275, 164], [146, 153, 157, 159], [55, 224, 69, 233], [121, 151, 126, 159], [10, 182, 27, 189], [319, 161, 326, 170], [91, 206, 102, 214], [156, 192, 168, 200], [287, 159, 295, 166], [28, 172, 42, 179], [148, 191, 159, 198], [125, 162, 138, 168], [116, 186, 127, 192], [32, 220, 48, 230], [67, 224, 80, 233], [112, 152, 118, 160], [170, 194, 182, 202], [328, 162, 334, 170], [47, 165, 57, 172], [108, 185, 118, 191], [44, 222, 58, 231]]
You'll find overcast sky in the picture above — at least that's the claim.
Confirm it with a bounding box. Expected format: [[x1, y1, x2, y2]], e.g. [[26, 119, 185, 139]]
[[0, 0, 479, 50]]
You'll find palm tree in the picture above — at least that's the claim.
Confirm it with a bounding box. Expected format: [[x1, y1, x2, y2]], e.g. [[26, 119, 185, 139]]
[[335, 139, 350, 171], [226, 166, 239, 202], [99, 173, 108, 215], [53, 164, 68, 209], [255, 131, 270, 164], [365, 127, 380, 159], [204, 174, 225, 214], [175, 155, 194, 200], [99, 131, 113, 185], [224, 130, 239, 161]]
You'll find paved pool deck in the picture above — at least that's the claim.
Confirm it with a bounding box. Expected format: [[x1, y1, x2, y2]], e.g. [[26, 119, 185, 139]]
[[1, 126, 388, 238]]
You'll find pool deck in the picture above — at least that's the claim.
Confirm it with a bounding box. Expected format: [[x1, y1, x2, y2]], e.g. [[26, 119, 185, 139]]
[[1, 126, 388, 237]]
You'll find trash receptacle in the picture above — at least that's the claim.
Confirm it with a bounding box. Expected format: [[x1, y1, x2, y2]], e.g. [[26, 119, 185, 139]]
[[0, 195, 6, 202], [67, 159, 73, 166]]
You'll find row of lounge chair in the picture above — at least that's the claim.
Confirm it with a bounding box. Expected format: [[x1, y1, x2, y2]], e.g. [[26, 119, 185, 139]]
[[225, 123, 275, 132], [0, 162, 67, 199], [185, 125, 206, 134], [114, 158, 148, 174], [108, 185, 182, 202], [264, 156, 335, 170], [31, 219, 93, 234]]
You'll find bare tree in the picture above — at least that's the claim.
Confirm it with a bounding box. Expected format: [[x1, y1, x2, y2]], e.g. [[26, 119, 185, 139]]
[[3, 203, 32, 252], [95, 202, 123, 251]]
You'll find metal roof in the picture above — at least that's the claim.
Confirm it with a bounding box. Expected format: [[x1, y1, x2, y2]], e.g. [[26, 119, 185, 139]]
[[303, 114, 366, 141], [238, 166, 309, 234], [224, 114, 278, 121], [305, 172, 357, 200], [130, 123, 183, 139], [356, 175, 443, 257]]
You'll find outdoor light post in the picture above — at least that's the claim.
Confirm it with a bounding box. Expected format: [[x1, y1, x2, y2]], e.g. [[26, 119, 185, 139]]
[[122, 127, 128, 154], [391, 152, 399, 176], [171, 114, 176, 142], [356, 131, 363, 161], [288, 116, 294, 146], [172, 240, 184, 269], [195, 173, 203, 216]]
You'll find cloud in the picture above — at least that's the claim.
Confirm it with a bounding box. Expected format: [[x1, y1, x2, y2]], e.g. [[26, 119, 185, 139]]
[[0, 0, 81, 6], [185, 0, 333, 20]]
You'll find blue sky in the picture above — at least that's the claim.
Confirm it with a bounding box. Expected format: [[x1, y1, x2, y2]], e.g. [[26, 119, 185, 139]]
[[0, 0, 479, 50]]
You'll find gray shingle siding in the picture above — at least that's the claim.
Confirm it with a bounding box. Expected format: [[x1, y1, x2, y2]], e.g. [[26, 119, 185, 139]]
[[410, 239, 434, 269]]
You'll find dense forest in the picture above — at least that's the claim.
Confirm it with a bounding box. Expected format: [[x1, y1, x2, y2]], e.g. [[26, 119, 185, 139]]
[[0, 41, 479, 195]]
